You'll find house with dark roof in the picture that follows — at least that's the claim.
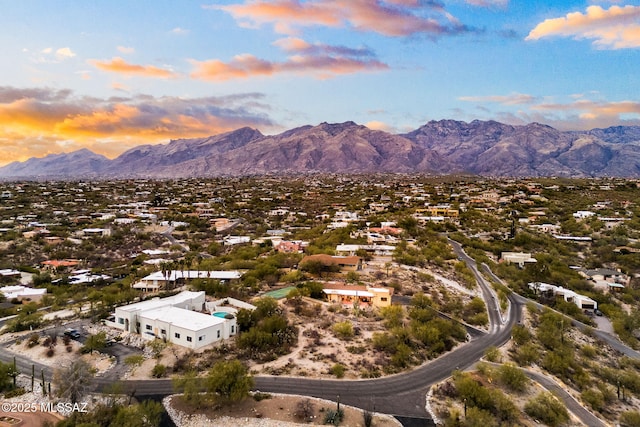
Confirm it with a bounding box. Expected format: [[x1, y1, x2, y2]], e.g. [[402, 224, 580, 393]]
[[299, 254, 362, 272]]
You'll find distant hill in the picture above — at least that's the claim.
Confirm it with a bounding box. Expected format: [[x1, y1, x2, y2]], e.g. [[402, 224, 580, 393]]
[[3, 120, 640, 179]]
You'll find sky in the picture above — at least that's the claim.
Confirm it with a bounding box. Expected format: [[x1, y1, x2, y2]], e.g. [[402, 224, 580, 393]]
[[1, 0, 639, 165]]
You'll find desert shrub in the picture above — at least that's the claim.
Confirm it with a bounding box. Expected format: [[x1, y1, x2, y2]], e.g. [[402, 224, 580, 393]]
[[252, 392, 271, 401], [462, 406, 499, 427], [513, 343, 539, 366], [581, 388, 604, 412], [332, 321, 354, 340], [620, 410, 640, 427], [346, 345, 366, 354], [511, 324, 531, 345], [151, 364, 167, 378], [45, 347, 55, 358], [324, 408, 344, 426], [125, 355, 145, 367], [581, 344, 597, 358], [330, 364, 345, 378], [524, 392, 569, 427], [294, 399, 315, 422], [484, 346, 500, 362], [498, 363, 528, 392], [27, 333, 40, 348]]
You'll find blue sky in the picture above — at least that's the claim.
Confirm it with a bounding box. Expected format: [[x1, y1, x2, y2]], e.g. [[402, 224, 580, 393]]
[[0, 0, 639, 164]]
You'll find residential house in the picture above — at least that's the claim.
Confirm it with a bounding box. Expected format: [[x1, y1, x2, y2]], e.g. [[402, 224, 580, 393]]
[[132, 270, 243, 292], [0, 285, 47, 302], [335, 244, 395, 257], [578, 268, 629, 292], [299, 254, 362, 272], [223, 235, 251, 246], [41, 259, 80, 272], [322, 283, 393, 309], [276, 240, 306, 254], [107, 291, 238, 349], [500, 252, 537, 268], [528, 282, 597, 310]]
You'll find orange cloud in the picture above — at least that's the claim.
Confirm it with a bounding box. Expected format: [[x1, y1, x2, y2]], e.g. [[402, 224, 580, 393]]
[[210, 0, 469, 37], [90, 57, 179, 78], [0, 86, 276, 165], [526, 5, 640, 49]]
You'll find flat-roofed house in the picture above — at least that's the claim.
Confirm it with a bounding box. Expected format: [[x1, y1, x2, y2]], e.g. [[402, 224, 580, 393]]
[[132, 270, 243, 292], [108, 290, 238, 349], [322, 283, 393, 309], [501, 252, 537, 268]]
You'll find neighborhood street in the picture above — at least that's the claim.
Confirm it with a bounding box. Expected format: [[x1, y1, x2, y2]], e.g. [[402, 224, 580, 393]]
[[1, 241, 634, 426]]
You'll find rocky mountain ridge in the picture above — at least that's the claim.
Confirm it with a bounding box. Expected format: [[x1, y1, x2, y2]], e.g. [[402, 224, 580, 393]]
[[2, 120, 640, 179]]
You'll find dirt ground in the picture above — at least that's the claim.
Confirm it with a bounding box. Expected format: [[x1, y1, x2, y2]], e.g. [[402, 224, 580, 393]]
[[166, 393, 401, 427], [0, 411, 63, 427]]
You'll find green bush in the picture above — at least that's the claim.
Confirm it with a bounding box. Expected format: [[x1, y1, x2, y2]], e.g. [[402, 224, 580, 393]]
[[581, 388, 604, 412], [524, 392, 569, 427], [332, 321, 354, 340], [151, 364, 167, 378], [484, 346, 501, 363], [620, 410, 640, 427], [330, 364, 345, 378], [498, 363, 528, 392]]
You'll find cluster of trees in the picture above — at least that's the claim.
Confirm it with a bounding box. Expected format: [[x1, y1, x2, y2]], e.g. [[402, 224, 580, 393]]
[[392, 234, 456, 269], [371, 293, 467, 372], [439, 366, 568, 427], [235, 297, 298, 361], [510, 305, 640, 419]]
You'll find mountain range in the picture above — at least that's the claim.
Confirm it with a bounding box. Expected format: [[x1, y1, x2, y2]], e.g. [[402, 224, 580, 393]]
[[2, 120, 640, 179]]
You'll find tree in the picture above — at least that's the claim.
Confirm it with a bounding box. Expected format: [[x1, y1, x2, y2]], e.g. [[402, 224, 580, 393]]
[[206, 360, 253, 403], [54, 359, 93, 404], [81, 331, 107, 354]]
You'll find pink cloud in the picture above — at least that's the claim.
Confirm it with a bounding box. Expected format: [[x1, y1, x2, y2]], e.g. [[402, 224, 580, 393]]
[[191, 37, 388, 81], [209, 0, 469, 37]]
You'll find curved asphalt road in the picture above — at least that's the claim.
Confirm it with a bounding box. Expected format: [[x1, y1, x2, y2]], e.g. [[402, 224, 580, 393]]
[[102, 240, 522, 419], [2, 240, 628, 425]]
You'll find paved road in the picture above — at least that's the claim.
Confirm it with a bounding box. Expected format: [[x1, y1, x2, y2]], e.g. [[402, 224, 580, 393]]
[[107, 240, 523, 420], [2, 239, 628, 425]]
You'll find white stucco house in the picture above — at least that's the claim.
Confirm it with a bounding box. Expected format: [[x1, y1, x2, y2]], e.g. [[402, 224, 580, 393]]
[[107, 291, 238, 349], [132, 270, 243, 292], [528, 282, 598, 310]]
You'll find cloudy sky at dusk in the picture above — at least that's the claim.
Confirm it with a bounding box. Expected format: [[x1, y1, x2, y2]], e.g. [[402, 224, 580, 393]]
[[1, 0, 639, 165]]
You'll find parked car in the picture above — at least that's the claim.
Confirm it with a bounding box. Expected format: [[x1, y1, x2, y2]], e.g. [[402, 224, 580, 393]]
[[63, 328, 81, 339]]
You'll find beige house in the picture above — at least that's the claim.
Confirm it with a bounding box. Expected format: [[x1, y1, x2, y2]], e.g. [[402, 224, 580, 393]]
[[322, 283, 393, 309], [500, 252, 537, 268]]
